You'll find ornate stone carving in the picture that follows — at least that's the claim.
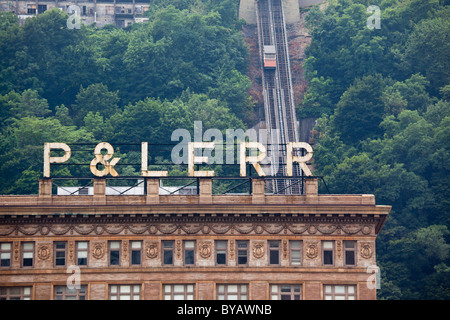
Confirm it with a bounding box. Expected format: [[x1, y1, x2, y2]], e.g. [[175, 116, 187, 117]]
[[146, 242, 158, 259], [305, 241, 319, 259], [92, 243, 105, 260], [37, 244, 51, 261], [122, 240, 128, 260], [360, 242, 373, 259], [14, 242, 19, 263], [198, 242, 212, 259], [336, 240, 342, 259], [229, 239, 235, 259], [176, 240, 182, 259], [68, 241, 75, 262], [252, 241, 265, 259], [282, 240, 288, 260], [6, 220, 377, 237]]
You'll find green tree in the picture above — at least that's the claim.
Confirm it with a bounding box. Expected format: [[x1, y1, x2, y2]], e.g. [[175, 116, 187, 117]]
[[331, 74, 386, 145], [71, 83, 120, 125]]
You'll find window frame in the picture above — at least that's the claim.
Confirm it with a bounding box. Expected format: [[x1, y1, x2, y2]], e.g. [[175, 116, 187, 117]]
[[76, 241, 89, 267], [162, 240, 174, 266], [109, 284, 141, 300], [0, 286, 32, 300], [163, 284, 195, 300], [54, 285, 87, 300], [54, 241, 67, 267], [344, 241, 356, 266], [236, 240, 249, 266], [109, 241, 121, 266], [21, 242, 34, 268], [216, 284, 248, 300], [323, 284, 356, 300], [215, 240, 227, 266], [290, 240, 302, 266], [270, 284, 302, 300], [322, 241, 334, 266], [0, 242, 12, 268], [183, 240, 195, 266], [130, 241, 142, 266], [268, 240, 280, 266]]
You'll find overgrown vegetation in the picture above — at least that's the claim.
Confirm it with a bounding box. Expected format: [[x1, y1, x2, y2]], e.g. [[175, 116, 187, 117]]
[[0, 0, 252, 193], [299, 0, 449, 299]]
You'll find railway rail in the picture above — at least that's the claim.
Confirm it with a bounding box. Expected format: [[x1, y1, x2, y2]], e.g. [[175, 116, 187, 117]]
[[256, 0, 303, 194]]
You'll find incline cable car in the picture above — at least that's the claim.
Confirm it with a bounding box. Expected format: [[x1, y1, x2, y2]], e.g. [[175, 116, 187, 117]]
[[263, 45, 276, 69]]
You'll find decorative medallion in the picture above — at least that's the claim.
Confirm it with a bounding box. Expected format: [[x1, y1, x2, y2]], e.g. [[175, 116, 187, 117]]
[[305, 242, 319, 259], [198, 242, 212, 259], [94, 225, 104, 235], [40, 226, 50, 235], [37, 244, 51, 261], [308, 225, 317, 234], [361, 225, 372, 235], [361, 242, 373, 259], [92, 243, 105, 260], [252, 242, 265, 259], [146, 242, 158, 259]]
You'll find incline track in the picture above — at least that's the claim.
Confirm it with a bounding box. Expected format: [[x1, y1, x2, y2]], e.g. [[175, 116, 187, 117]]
[[256, 0, 303, 194]]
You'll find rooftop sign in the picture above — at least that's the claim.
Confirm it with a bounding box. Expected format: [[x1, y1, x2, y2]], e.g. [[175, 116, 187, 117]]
[[43, 141, 313, 178]]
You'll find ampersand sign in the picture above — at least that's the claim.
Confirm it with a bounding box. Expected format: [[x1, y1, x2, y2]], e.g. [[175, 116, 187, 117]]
[[90, 142, 120, 177]]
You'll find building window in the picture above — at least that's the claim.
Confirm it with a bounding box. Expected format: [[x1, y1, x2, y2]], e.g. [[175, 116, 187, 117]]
[[22, 242, 34, 267], [324, 285, 356, 300], [54, 242, 67, 266], [269, 241, 280, 265], [322, 241, 334, 265], [109, 285, 141, 300], [290, 240, 301, 266], [215, 241, 227, 265], [217, 284, 248, 300], [162, 240, 174, 265], [76, 241, 88, 266], [54, 285, 87, 300], [27, 4, 36, 15], [344, 241, 356, 266], [163, 284, 195, 300], [184, 241, 195, 266], [270, 284, 302, 300], [236, 241, 248, 265], [130, 241, 142, 266], [109, 241, 121, 266], [0, 287, 32, 300], [0, 243, 12, 267]]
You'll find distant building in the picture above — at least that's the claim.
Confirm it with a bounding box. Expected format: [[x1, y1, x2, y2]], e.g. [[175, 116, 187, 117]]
[[0, 177, 390, 300], [0, 0, 150, 27]]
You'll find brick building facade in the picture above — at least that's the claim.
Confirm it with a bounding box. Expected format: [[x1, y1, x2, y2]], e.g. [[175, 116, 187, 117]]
[[0, 177, 390, 300]]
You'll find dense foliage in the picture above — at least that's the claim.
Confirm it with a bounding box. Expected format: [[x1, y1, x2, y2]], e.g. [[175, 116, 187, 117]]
[[299, 0, 449, 299], [0, 1, 252, 193], [0, 0, 448, 300]]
